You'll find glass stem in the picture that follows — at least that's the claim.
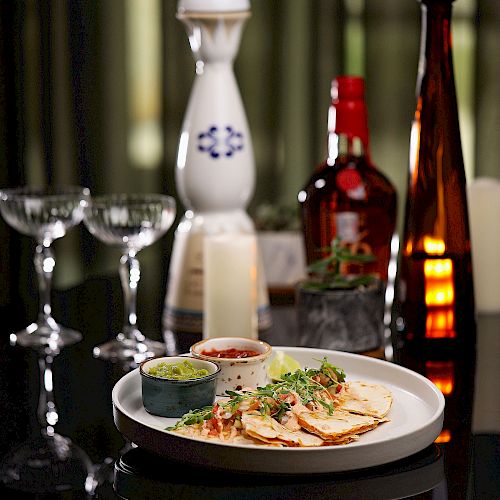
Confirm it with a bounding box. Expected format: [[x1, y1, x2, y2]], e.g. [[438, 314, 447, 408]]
[[119, 250, 145, 342], [37, 353, 58, 437], [34, 242, 57, 330]]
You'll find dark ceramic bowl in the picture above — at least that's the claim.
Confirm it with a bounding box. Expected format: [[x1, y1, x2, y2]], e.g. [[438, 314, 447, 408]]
[[140, 356, 220, 417]]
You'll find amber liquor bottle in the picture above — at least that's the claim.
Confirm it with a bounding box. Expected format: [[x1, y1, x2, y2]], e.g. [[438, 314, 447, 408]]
[[395, 2, 476, 495], [395, 0, 476, 361], [299, 76, 397, 282]]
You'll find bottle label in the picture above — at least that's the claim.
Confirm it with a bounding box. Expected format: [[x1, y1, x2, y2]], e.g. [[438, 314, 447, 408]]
[[164, 231, 204, 333], [335, 212, 359, 244]]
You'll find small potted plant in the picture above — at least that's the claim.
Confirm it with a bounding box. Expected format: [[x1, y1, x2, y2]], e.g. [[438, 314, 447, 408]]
[[296, 238, 384, 353]]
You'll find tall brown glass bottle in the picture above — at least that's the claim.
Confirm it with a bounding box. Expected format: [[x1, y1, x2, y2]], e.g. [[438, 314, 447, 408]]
[[299, 76, 397, 282], [395, 1, 476, 496]]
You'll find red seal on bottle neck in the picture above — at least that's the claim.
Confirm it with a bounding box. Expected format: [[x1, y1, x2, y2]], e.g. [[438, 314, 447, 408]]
[[330, 76, 370, 156]]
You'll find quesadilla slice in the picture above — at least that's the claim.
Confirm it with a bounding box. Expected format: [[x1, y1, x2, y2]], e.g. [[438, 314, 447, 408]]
[[337, 381, 392, 418], [232, 433, 283, 447], [297, 409, 380, 441], [321, 434, 359, 446], [173, 423, 282, 446], [241, 412, 324, 447]]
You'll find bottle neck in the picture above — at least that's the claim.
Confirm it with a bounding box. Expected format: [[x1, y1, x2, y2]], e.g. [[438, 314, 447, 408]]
[[327, 133, 365, 165], [327, 99, 370, 165], [416, 1, 455, 98], [412, 0, 462, 177], [406, 0, 465, 253]]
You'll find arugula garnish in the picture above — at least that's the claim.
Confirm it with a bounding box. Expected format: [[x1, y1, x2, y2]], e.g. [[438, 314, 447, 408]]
[[306, 357, 346, 386], [166, 358, 344, 431], [168, 405, 214, 429]]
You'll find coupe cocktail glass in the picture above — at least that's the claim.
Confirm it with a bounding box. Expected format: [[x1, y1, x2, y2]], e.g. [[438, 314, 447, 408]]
[[84, 193, 176, 363], [0, 186, 90, 349]]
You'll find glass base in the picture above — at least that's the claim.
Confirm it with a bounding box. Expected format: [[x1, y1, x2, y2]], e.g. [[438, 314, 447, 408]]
[[93, 337, 166, 363], [0, 431, 92, 494], [11, 322, 82, 349]]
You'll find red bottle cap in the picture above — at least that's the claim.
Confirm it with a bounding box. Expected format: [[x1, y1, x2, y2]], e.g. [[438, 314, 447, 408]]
[[330, 76, 370, 154]]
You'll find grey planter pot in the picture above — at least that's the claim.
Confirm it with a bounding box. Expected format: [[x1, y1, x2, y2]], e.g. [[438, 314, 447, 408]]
[[296, 281, 385, 353]]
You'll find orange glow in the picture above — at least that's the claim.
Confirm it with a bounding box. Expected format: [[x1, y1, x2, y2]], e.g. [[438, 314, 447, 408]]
[[426, 361, 455, 396], [424, 259, 454, 306], [423, 236, 445, 255], [405, 240, 413, 255], [423, 237, 456, 338], [426, 308, 455, 338], [435, 429, 452, 443]]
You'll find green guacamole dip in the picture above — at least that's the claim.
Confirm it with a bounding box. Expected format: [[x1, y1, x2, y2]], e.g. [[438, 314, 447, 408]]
[[148, 360, 209, 380]]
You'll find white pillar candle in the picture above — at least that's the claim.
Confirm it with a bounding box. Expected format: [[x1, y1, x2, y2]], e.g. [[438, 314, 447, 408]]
[[203, 233, 258, 339], [467, 177, 500, 313]]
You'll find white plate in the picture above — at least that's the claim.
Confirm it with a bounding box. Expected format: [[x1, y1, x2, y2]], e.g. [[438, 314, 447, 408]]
[[112, 347, 444, 474]]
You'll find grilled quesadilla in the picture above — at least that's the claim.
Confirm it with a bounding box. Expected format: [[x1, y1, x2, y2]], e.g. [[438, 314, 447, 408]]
[[167, 357, 393, 448], [297, 409, 380, 441], [241, 412, 324, 447], [336, 381, 392, 418]]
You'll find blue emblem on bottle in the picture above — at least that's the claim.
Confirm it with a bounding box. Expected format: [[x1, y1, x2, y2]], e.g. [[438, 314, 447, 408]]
[[198, 125, 244, 159]]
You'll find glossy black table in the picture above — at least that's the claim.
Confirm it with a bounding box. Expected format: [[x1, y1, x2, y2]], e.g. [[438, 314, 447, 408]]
[[0, 277, 498, 499]]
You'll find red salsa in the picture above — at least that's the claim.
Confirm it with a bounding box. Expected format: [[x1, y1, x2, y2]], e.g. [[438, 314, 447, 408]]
[[201, 348, 260, 359]]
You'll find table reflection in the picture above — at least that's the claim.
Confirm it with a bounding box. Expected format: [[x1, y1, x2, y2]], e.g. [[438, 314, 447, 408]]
[[114, 444, 444, 500], [0, 277, 497, 499]]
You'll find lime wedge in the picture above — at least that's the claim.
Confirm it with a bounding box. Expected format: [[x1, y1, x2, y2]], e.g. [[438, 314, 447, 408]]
[[268, 351, 301, 381]]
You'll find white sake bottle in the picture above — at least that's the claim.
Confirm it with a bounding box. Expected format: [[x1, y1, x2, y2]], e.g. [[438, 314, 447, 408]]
[[163, 0, 271, 354]]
